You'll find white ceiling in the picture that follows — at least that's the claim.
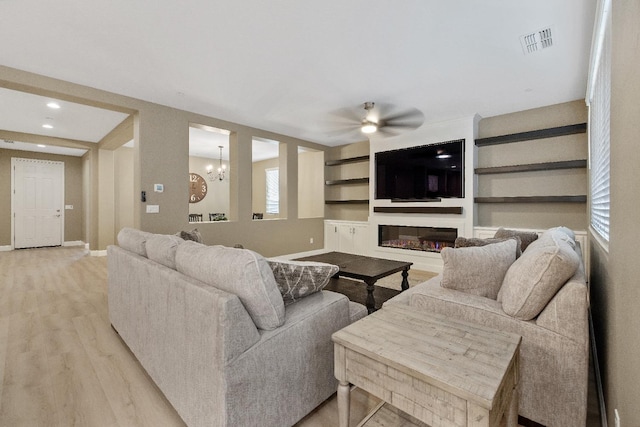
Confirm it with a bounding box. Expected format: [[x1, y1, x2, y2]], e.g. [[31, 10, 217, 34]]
[[0, 1, 596, 148]]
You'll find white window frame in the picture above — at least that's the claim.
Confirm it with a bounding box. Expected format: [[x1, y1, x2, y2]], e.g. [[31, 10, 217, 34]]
[[265, 167, 279, 215], [586, 0, 611, 248]]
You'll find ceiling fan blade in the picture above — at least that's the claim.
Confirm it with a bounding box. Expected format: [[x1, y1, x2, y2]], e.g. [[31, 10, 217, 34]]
[[376, 127, 401, 138]]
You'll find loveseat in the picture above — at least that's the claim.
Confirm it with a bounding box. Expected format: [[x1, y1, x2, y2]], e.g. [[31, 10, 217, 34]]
[[108, 228, 367, 427], [385, 227, 589, 427]]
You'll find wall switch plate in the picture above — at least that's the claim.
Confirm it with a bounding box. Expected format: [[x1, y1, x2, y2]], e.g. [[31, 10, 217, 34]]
[[310, 237, 314, 244], [65, 205, 73, 210], [146, 205, 160, 213]]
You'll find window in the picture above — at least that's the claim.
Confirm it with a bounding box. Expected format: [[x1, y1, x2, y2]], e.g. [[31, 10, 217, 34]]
[[265, 168, 279, 215], [587, 0, 611, 243]]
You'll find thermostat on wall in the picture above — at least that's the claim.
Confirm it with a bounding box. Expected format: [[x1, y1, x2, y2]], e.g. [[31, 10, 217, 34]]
[[154, 184, 164, 193]]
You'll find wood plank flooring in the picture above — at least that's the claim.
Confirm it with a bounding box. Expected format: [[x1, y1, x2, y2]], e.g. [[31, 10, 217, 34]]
[[0, 247, 600, 427]]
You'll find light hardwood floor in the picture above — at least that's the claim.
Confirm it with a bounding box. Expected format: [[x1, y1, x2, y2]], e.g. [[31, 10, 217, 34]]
[[0, 247, 599, 427]]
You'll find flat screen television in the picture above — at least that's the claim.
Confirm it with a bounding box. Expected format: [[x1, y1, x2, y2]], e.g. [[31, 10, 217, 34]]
[[375, 139, 464, 200]]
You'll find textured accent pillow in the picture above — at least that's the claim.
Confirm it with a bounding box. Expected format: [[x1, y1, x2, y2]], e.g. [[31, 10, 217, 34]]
[[500, 237, 580, 320], [175, 241, 285, 330], [117, 228, 153, 257], [494, 228, 539, 252], [178, 228, 203, 243], [454, 236, 522, 258], [441, 239, 518, 299], [267, 259, 339, 305], [146, 234, 184, 270]]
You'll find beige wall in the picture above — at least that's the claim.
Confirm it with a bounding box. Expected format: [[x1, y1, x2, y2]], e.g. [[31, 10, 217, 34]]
[[0, 148, 84, 246], [298, 150, 324, 218], [114, 146, 134, 236], [476, 100, 588, 230], [590, 1, 640, 425], [0, 65, 328, 256]]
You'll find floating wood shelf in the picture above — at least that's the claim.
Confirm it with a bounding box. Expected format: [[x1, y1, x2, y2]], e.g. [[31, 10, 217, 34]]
[[475, 123, 587, 147], [374, 206, 463, 215], [474, 195, 587, 204], [325, 177, 370, 185], [325, 155, 370, 166], [475, 160, 587, 175], [325, 199, 370, 204]]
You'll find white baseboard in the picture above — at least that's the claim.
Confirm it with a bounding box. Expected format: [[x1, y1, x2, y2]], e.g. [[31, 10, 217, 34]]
[[63, 240, 85, 247], [0, 245, 12, 252], [90, 250, 107, 257]]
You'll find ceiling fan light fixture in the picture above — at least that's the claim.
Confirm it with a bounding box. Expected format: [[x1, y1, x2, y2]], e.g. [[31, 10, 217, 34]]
[[361, 120, 378, 134]]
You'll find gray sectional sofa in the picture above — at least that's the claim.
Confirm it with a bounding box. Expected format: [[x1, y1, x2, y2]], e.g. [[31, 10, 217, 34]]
[[108, 228, 367, 427], [385, 227, 589, 427]]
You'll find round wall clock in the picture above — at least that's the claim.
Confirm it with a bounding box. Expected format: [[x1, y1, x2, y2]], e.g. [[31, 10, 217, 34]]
[[189, 173, 207, 203]]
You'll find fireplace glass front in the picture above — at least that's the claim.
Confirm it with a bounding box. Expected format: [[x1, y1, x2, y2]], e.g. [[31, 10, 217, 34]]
[[378, 225, 457, 253]]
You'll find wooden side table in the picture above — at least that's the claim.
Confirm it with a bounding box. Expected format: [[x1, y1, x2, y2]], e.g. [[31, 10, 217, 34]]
[[332, 305, 521, 427]]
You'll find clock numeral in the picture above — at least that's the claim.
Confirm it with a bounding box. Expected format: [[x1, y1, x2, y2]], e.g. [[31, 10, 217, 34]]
[[190, 194, 197, 202], [190, 174, 198, 183], [201, 184, 206, 192]]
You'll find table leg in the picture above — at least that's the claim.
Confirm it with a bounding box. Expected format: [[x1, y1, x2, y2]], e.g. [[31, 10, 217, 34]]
[[505, 385, 519, 427], [364, 279, 377, 314], [401, 267, 410, 291], [337, 381, 350, 427]]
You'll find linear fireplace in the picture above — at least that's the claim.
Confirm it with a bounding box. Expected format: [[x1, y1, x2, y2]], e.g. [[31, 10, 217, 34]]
[[378, 225, 457, 253]]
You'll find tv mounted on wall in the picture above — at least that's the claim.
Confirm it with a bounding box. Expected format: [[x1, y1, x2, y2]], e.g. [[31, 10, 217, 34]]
[[375, 139, 464, 201]]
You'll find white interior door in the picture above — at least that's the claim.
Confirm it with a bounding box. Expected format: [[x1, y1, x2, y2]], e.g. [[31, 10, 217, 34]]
[[12, 158, 64, 249]]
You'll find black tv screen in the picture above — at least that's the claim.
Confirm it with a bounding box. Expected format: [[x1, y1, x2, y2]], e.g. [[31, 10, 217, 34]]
[[375, 139, 464, 200]]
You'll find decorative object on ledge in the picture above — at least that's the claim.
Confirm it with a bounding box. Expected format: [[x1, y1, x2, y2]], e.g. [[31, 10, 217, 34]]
[[325, 199, 370, 204], [374, 206, 463, 214], [325, 155, 370, 166], [474, 195, 587, 203], [206, 145, 227, 181], [209, 213, 227, 221], [475, 159, 587, 175], [325, 178, 369, 185], [474, 123, 587, 147]]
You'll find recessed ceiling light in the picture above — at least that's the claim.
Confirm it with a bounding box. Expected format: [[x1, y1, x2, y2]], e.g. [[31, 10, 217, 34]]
[[37, 144, 46, 148], [47, 102, 61, 109], [42, 124, 54, 129]]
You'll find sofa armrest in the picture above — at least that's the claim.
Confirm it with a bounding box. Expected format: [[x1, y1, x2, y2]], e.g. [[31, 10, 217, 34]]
[[223, 290, 356, 427]]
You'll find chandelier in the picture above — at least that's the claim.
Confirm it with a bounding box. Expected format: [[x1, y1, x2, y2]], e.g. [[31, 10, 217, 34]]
[[206, 145, 227, 181]]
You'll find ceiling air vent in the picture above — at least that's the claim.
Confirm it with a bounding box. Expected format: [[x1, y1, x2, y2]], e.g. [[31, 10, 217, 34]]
[[520, 26, 554, 54]]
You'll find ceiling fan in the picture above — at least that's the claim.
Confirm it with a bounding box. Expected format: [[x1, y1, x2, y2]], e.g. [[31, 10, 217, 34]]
[[326, 102, 424, 139]]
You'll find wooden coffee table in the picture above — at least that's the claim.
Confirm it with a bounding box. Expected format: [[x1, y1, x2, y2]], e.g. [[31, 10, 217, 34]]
[[332, 305, 522, 427], [296, 251, 412, 313]]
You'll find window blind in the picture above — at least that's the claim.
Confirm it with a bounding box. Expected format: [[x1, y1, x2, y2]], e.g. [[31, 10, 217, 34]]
[[588, 0, 611, 242], [266, 168, 279, 215]]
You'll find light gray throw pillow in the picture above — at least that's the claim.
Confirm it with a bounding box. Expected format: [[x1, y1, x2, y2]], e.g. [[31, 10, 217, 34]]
[[175, 241, 285, 330], [267, 259, 339, 305], [500, 236, 580, 320], [440, 239, 518, 299]]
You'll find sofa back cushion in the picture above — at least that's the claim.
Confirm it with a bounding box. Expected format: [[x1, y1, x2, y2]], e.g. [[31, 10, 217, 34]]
[[500, 233, 580, 320], [175, 241, 285, 330], [440, 239, 517, 299], [117, 227, 153, 257], [494, 228, 539, 252], [146, 234, 184, 270]]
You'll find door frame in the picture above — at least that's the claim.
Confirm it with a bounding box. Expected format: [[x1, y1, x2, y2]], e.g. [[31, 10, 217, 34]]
[[11, 157, 65, 250]]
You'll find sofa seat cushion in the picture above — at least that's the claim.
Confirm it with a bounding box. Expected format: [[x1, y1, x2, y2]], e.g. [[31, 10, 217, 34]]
[[441, 239, 517, 299], [501, 234, 580, 320], [146, 234, 184, 270], [267, 259, 339, 305], [117, 227, 153, 257], [175, 241, 285, 330]]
